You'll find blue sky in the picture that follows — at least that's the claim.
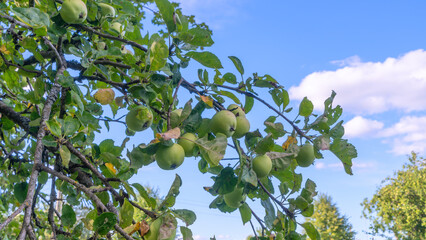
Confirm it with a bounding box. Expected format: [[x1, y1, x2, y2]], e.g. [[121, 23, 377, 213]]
[[97, 1, 426, 239]]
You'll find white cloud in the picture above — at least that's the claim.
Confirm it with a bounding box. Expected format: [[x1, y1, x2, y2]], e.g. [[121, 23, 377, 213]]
[[378, 116, 426, 155], [289, 49, 426, 115], [343, 116, 384, 138]]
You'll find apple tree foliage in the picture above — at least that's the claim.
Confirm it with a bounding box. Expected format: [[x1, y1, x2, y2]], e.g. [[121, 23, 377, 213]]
[[361, 152, 426, 240], [0, 0, 357, 239]]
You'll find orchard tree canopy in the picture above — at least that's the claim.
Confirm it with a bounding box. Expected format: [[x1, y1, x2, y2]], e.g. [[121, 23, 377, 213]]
[[0, 0, 357, 239], [362, 152, 426, 240], [306, 194, 356, 240]]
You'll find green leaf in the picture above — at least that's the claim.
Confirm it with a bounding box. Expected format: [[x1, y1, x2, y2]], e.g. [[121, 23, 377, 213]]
[[229, 56, 244, 76], [42, 135, 57, 147], [184, 27, 214, 47], [223, 72, 237, 84], [119, 199, 134, 228], [63, 116, 80, 136], [38, 171, 48, 185], [155, 0, 176, 33], [261, 199, 276, 229], [241, 164, 257, 186], [186, 51, 223, 69], [216, 90, 240, 104], [267, 152, 293, 171], [301, 204, 314, 217], [301, 222, 321, 240], [238, 203, 251, 225], [150, 35, 169, 71], [11, 7, 50, 28], [180, 226, 194, 240], [60, 145, 71, 168], [128, 145, 154, 169], [172, 209, 197, 226], [212, 167, 238, 195], [14, 182, 28, 203], [295, 195, 309, 210], [330, 120, 345, 139], [62, 204, 77, 228], [299, 97, 314, 117], [330, 139, 357, 175], [197, 134, 227, 166], [94, 212, 117, 235], [282, 89, 290, 108], [244, 95, 254, 114], [132, 183, 157, 209], [46, 118, 62, 137], [159, 174, 182, 209]]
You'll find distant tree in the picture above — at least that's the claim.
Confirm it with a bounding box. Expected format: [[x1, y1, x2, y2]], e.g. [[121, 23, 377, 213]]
[[361, 152, 426, 240], [305, 193, 356, 240]]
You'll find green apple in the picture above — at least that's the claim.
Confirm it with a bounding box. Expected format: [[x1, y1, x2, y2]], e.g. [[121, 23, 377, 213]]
[[233, 116, 250, 139], [296, 143, 315, 167], [93, 88, 115, 105], [98, 3, 115, 18], [209, 110, 236, 137], [97, 41, 106, 51], [155, 143, 185, 170], [227, 104, 246, 117], [60, 0, 87, 24], [125, 106, 153, 132], [224, 187, 246, 208], [178, 133, 197, 157], [111, 22, 124, 37], [252, 154, 272, 178]]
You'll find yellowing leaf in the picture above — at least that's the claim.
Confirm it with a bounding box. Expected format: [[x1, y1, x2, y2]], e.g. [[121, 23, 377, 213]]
[[124, 222, 140, 235], [200, 95, 213, 107], [150, 138, 161, 144], [282, 136, 297, 150], [140, 220, 149, 236], [158, 127, 181, 140], [105, 163, 116, 175], [0, 45, 10, 55]]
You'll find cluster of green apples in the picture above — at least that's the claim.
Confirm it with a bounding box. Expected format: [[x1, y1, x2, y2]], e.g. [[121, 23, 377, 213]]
[[154, 131, 197, 171], [209, 104, 250, 138], [59, 0, 122, 36]]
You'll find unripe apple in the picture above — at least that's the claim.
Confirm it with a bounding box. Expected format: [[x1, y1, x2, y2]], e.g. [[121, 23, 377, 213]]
[[224, 187, 246, 208], [209, 110, 236, 137], [93, 88, 115, 105], [227, 104, 246, 117], [177, 133, 197, 157], [60, 0, 87, 24], [125, 106, 153, 132], [233, 116, 250, 139], [252, 154, 272, 178], [155, 143, 185, 170], [111, 22, 124, 37], [98, 3, 115, 18], [296, 143, 315, 167]]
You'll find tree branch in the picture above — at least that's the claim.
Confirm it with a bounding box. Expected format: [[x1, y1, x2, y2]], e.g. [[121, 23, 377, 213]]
[[258, 180, 295, 219], [215, 84, 312, 142]]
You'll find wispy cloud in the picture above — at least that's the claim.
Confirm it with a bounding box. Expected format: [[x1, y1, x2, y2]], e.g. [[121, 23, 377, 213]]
[[378, 116, 426, 155], [315, 161, 376, 171], [289, 49, 426, 115]]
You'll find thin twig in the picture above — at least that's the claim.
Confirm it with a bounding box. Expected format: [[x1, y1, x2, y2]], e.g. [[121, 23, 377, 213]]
[[215, 84, 312, 142], [258, 180, 295, 219]]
